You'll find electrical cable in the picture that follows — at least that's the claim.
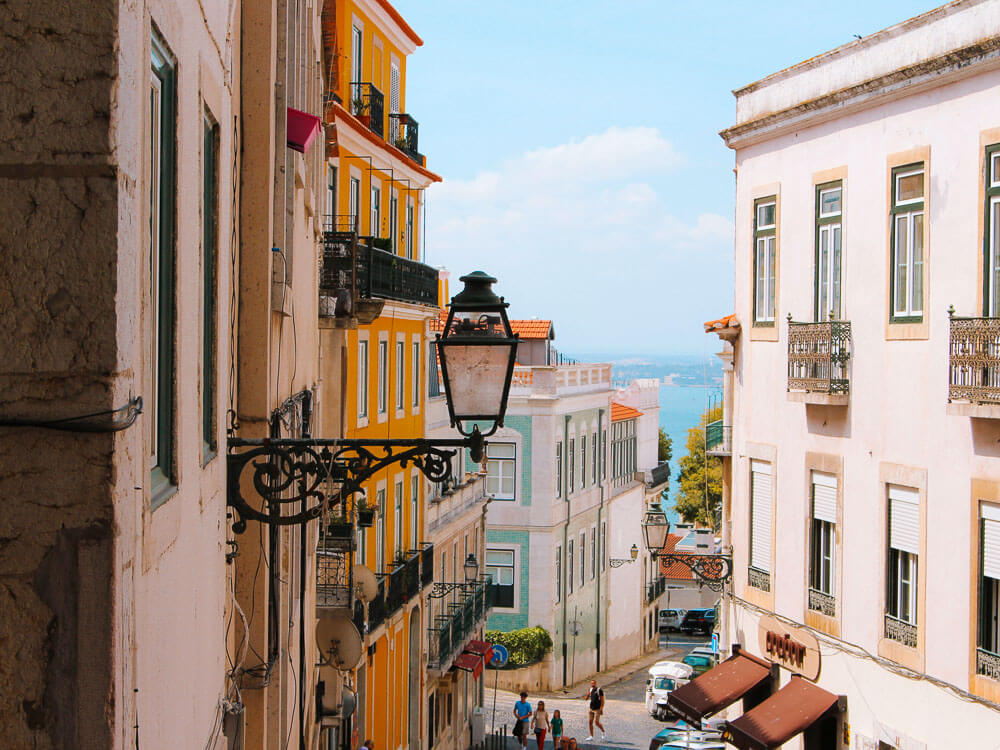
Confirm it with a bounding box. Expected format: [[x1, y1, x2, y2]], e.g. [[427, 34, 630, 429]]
[[0, 396, 142, 433], [228, 114, 241, 435]]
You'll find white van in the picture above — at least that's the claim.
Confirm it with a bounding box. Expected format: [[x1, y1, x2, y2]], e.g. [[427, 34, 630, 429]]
[[645, 661, 693, 720], [658, 608, 687, 633]]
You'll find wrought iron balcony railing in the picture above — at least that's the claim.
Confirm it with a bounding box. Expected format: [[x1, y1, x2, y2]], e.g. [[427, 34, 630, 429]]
[[948, 312, 1000, 406], [387, 562, 406, 616], [320, 215, 439, 312], [420, 543, 435, 588], [884, 613, 918, 648], [353, 599, 366, 635], [748, 566, 771, 592], [977, 646, 1000, 681], [426, 579, 494, 670], [647, 462, 670, 488], [646, 576, 666, 604], [368, 579, 387, 631], [705, 420, 732, 456], [349, 82, 384, 138], [807, 588, 836, 618], [787, 318, 851, 395], [388, 113, 423, 165], [316, 545, 352, 609]]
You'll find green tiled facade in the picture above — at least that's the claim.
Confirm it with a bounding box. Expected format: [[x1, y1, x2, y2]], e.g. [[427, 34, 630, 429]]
[[467, 415, 533, 506], [484, 528, 530, 631]]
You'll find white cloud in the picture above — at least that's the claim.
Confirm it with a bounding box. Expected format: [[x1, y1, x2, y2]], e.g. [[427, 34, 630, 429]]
[[425, 126, 734, 353]]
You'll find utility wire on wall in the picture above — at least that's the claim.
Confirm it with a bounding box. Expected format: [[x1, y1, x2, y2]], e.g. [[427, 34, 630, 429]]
[[0, 396, 143, 433]]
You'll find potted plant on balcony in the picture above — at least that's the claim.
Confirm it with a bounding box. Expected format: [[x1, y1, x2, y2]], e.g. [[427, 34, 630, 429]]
[[356, 496, 375, 528], [394, 136, 407, 151], [372, 237, 392, 253], [352, 96, 370, 128], [327, 511, 353, 539]]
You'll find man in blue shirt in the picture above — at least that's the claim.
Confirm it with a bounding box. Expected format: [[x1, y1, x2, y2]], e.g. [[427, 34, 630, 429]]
[[513, 691, 532, 748]]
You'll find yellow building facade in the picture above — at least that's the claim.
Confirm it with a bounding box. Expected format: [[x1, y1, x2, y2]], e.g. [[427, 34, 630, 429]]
[[320, 1, 442, 747]]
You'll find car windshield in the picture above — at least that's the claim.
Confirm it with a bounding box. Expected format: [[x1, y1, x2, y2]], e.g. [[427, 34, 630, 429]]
[[653, 677, 675, 690], [684, 655, 711, 667]]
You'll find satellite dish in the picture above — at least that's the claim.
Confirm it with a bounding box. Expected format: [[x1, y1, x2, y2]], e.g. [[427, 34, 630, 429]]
[[354, 564, 378, 603], [316, 613, 363, 670]]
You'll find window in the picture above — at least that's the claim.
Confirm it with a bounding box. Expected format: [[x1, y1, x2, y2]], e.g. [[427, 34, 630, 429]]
[[579, 531, 586, 587], [395, 341, 405, 411], [412, 341, 420, 407], [555, 546, 562, 603], [611, 420, 638, 485], [377, 340, 388, 415], [410, 475, 419, 548], [357, 340, 369, 418], [428, 341, 441, 398], [591, 431, 598, 484], [580, 434, 587, 488], [749, 460, 772, 589], [355, 492, 368, 566], [486, 443, 515, 500], [390, 194, 399, 254], [376, 487, 386, 572], [601, 429, 607, 479], [350, 25, 362, 111], [809, 472, 837, 610], [985, 146, 1000, 316], [753, 197, 777, 324], [486, 549, 514, 608], [406, 199, 415, 260], [815, 182, 843, 321], [979, 503, 1000, 672], [887, 486, 919, 629], [349, 177, 360, 232], [555, 442, 562, 498], [569, 438, 575, 494], [150, 32, 177, 498], [601, 522, 607, 571], [371, 183, 381, 237], [326, 167, 336, 218], [201, 112, 219, 462], [394, 481, 403, 558], [890, 165, 925, 320], [590, 527, 596, 579], [568, 541, 574, 594]]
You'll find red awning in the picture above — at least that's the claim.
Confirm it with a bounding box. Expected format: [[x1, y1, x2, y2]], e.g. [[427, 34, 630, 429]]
[[465, 640, 494, 664], [452, 652, 483, 680], [287, 107, 321, 153], [724, 676, 840, 750], [667, 650, 774, 725]]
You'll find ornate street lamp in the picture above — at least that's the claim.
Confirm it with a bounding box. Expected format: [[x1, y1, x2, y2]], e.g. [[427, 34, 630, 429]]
[[463, 553, 480, 582], [609, 544, 639, 568], [226, 271, 518, 533], [436, 271, 518, 462], [641, 506, 733, 591]]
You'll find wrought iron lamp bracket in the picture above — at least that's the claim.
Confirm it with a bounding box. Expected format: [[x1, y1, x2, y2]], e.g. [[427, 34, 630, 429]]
[[226, 436, 476, 534], [608, 558, 635, 568], [655, 552, 734, 592]]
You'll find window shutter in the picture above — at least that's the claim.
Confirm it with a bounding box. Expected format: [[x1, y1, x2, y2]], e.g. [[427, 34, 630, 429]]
[[811, 471, 837, 524], [750, 460, 772, 572], [983, 503, 1000, 580], [889, 485, 920, 555]]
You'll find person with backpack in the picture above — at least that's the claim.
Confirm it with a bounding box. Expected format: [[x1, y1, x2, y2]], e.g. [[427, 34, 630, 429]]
[[513, 691, 532, 748], [584, 680, 605, 741]]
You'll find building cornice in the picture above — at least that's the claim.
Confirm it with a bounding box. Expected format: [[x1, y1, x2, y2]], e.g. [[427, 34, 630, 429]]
[[721, 35, 1000, 150]]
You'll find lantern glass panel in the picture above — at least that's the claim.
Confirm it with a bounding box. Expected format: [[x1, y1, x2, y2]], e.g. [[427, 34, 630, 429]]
[[643, 510, 669, 552]]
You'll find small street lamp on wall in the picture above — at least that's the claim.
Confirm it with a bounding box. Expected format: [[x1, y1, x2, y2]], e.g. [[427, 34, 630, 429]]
[[609, 544, 639, 568]]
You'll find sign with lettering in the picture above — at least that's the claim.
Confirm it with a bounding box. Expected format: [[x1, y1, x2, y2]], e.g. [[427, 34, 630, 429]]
[[757, 615, 821, 681]]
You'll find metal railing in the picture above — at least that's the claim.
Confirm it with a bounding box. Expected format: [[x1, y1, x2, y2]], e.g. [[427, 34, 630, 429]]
[[787, 318, 851, 395], [349, 81, 384, 138], [426, 580, 493, 669], [948, 312, 1000, 405], [807, 588, 836, 617], [353, 599, 366, 635], [748, 567, 771, 592], [421, 543, 435, 588], [316, 546, 352, 609], [387, 563, 406, 616], [647, 462, 670, 488], [977, 646, 1000, 680], [388, 113, 422, 165], [320, 215, 439, 310], [884, 614, 918, 648], [368, 579, 387, 631], [646, 576, 666, 604], [705, 420, 732, 456]]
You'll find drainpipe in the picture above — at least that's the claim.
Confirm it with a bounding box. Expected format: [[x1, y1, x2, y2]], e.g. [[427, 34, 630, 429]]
[[594, 408, 605, 674], [561, 414, 571, 687]]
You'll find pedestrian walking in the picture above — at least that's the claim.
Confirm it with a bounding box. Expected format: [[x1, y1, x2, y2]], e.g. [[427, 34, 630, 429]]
[[531, 700, 550, 750], [584, 680, 605, 741], [550, 709, 563, 749], [513, 691, 532, 749]]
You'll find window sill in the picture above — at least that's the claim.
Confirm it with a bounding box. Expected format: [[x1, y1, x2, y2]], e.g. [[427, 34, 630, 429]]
[[151, 466, 177, 511], [886, 318, 928, 340], [877, 634, 923, 671]]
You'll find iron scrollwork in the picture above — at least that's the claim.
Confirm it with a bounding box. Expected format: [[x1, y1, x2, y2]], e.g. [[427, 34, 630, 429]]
[[657, 552, 734, 592], [227, 437, 472, 534]]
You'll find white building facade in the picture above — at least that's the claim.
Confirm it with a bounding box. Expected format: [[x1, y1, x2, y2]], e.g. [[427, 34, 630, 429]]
[[718, 2, 1000, 747]]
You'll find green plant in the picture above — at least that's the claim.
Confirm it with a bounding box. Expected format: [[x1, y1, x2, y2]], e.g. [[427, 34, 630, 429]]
[[372, 237, 392, 252], [352, 97, 369, 116], [394, 137, 407, 150], [484, 626, 553, 667]]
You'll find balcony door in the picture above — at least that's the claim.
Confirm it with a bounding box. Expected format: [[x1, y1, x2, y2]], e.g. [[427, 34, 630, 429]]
[[815, 182, 842, 321], [986, 147, 1000, 316], [389, 63, 400, 143]]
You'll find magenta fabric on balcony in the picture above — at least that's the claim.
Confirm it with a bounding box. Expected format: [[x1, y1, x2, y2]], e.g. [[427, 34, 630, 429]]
[[287, 107, 321, 153]]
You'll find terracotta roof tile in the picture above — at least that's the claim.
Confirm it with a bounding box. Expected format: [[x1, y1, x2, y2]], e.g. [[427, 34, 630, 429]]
[[703, 313, 740, 333], [429, 315, 553, 340], [610, 402, 643, 422], [659, 534, 694, 580]]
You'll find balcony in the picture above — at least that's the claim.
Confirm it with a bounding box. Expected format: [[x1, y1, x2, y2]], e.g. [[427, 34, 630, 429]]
[[787, 318, 851, 405], [705, 420, 732, 457], [884, 614, 917, 648], [316, 526, 353, 612], [426, 579, 494, 671], [349, 82, 384, 138], [807, 588, 836, 618], [646, 576, 666, 604], [420, 543, 434, 588], [977, 646, 1000, 681], [388, 113, 424, 166], [368, 579, 387, 631], [748, 567, 771, 592], [320, 215, 439, 321], [508, 363, 612, 399], [646, 462, 670, 489], [948, 313, 1000, 418], [386, 550, 423, 618]]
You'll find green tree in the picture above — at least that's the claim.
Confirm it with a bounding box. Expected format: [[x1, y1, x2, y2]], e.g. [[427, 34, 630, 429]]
[[674, 405, 723, 530], [657, 427, 673, 464]]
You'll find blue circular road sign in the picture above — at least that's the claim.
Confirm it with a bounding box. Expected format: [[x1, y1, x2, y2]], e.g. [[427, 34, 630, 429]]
[[490, 643, 509, 667]]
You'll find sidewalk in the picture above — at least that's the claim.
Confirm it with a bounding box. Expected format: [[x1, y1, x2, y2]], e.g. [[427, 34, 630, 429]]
[[534, 645, 684, 699]]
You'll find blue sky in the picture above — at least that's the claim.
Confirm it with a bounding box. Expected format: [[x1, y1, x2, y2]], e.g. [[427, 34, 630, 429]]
[[396, 1, 941, 355]]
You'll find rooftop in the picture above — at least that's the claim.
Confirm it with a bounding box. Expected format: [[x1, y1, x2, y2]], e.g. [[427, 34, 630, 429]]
[[611, 402, 643, 422], [659, 535, 694, 581]]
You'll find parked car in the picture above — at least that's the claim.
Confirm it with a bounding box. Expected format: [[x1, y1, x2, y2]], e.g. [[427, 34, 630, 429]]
[[658, 608, 687, 633], [681, 652, 715, 676], [679, 608, 716, 634], [645, 661, 694, 720]]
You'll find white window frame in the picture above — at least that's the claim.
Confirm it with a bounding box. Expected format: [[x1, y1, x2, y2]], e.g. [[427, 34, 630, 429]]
[[568, 438, 575, 494], [754, 199, 777, 324], [555, 545, 562, 603], [816, 184, 843, 321], [349, 176, 360, 232], [395, 338, 405, 412], [412, 340, 420, 409], [986, 149, 1000, 316], [486, 442, 516, 500], [406, 198, 415, 260], [579, 531, 586, 587], [568, 541, 574, 594], [377, 339, 388, 416], [410, 474, 419, 549], [357, 338, 369, 422], [891, 166, 925, 319], [590, 527, 596, 580], [485, 548, 516, 609], [394, 479, 403, 559], [749, 459, 772, 576], [887, 485, 920, 625], [555, 441, 562, 498], [375, 486, 386, 572], [370, 181, 381, 238]]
